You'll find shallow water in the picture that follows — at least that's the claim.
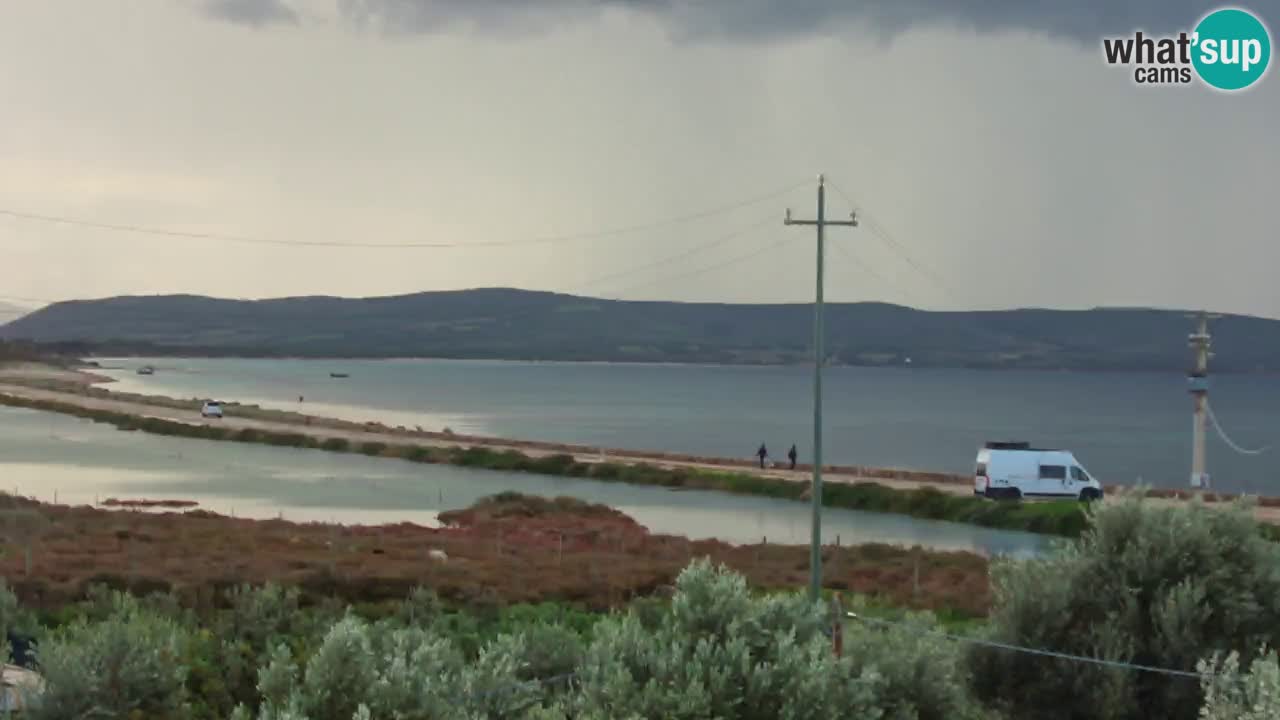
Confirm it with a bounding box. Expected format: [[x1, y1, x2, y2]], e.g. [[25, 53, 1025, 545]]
[[95, 357, 1280, 494], [0, 406, 1051, 557]]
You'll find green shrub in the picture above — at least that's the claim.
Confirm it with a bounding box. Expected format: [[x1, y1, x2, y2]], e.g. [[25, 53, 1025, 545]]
[[394, 586, 444, 629], [525, 454, 578, 476], [0, 579, 22, 642], [247, 614, 540, 720], [1198, 647, 1280, 720], [969, 492, 1280, 720], [844, 609, 987, 720], [404, 445, 434, 463], [567, 559, 887, 718], [263, 432, 310, 448], [319, 437, 349, 452], [31, 595, 190, 720], [587, 462, 624, 480]]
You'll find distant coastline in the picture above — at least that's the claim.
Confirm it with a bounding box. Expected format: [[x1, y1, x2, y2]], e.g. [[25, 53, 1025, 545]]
[[5, 288, 1278, 373], [55, 350, 1280, 376]]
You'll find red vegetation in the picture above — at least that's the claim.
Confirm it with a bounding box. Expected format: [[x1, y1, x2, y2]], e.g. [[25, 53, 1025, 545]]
[[0, 493, 990, 616]]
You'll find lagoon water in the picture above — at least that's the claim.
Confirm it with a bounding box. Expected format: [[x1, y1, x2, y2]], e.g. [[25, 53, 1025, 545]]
[[96, 357, 1280, 494], [0, 405, 1050, 557]]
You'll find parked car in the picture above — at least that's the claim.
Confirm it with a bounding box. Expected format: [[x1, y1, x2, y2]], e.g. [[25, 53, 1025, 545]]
[[974, 441, 1103, 501], [200, 401, 223, 419]]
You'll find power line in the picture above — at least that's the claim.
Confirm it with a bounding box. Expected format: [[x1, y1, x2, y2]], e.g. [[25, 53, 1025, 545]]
[[847, 613, 1204, 680], [366, 220, 793, 334], [1205, 400, 1270, 456], [599, 232, 799, 299], [573, 215, 776, 292], [829, 237, 887, 286], [0, 180, 809, 251], [0, 224, 786, 322], [823, 180, 964, 303]]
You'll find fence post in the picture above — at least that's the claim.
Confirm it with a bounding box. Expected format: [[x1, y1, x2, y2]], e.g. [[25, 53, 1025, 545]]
[[831, 592, 844, 658]]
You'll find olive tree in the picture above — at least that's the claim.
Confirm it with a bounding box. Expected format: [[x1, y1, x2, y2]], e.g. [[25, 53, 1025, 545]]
[[970, 493, 1280, 720], [567, 558, 956, 720]]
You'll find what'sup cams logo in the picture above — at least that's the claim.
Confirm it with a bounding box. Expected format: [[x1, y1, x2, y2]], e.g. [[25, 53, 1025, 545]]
[[1102, 6, 1272, 90]]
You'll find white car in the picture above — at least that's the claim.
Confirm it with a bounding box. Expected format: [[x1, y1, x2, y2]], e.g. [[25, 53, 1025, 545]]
[[200, 401, 223, 419], [975, 441, 1103, 502]]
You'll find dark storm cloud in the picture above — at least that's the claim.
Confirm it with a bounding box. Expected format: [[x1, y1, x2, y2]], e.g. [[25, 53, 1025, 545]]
[[203, 0, 299, 27], [209, 0, 1280, 43]]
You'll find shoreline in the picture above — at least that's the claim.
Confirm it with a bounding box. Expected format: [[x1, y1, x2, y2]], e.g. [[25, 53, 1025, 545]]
[[1, 362, 981, 493], [2, 362, 1278, 533], [57, 350, 1280, 375]]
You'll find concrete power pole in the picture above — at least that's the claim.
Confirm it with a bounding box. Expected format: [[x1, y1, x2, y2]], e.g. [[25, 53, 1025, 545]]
[[1187, 311, 1221, 489], [785, 174, 857, 602]]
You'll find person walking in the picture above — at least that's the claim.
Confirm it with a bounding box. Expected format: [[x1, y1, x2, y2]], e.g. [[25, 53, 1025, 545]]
[[756, 443, 768, 469], [788, 444, 798, 470]]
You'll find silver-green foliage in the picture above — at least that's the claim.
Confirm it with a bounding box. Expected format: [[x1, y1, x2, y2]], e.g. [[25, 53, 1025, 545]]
[[249, 613, 545, 720], [226, 583, 304, 651], [1198, 647, 1280, 720], [567, 558, 885, 720], [843, 610, 987, 720], [0, 578, 19, 646], [30, 591, 190, 720], [970, 493, 1280, 720]]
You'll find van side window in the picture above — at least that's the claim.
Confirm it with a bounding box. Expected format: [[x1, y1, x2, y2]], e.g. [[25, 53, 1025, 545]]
[[976, 462, 987, 475], [1039, 465, 1066, 480], [1071, 467, 1087, 482]]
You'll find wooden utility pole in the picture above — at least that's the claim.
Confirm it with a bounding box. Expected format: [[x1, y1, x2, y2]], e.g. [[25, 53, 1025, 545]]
[[785, 174, 857, 602]]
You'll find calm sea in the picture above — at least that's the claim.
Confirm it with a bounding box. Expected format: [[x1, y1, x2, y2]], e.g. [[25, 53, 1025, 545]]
[[96, 358, 1280, 494]]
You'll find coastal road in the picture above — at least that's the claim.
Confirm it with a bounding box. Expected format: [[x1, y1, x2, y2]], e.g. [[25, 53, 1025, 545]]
[[0, 375, 974, 498], [3, 366, 1276, 525]]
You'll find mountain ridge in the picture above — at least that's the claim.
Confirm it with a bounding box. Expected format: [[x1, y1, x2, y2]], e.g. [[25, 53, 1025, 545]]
[[2, 288, 1275, 372]]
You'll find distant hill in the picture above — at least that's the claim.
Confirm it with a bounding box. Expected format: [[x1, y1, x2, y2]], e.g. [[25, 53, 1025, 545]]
[[0, 302, 31, 323], [1, 288, 1276, 372]]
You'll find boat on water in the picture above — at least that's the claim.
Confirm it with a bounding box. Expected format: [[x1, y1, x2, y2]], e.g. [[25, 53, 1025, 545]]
[[136, 366, 155, 376], [329, 372, 349, 378]]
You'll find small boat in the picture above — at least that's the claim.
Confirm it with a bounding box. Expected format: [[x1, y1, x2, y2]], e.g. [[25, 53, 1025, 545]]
[[329, 372, 349, 379], [136, 366, 155, 376]]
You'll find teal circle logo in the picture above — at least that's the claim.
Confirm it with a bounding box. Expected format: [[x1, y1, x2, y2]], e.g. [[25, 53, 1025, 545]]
[[1192, 7, 1272, 90]]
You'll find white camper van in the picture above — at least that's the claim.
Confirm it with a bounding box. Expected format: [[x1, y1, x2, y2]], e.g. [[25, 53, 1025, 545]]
[[974, 441, 1103, 501], [200, 401, 223, 419]]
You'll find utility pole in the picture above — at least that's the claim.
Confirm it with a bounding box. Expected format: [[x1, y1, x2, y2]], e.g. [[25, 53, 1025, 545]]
[[785, 174, 857, 602], [1186, 311, 1221, 490]]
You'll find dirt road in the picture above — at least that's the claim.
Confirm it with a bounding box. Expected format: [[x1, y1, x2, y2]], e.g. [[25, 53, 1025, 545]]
[[3, 365, 1277, 524], [0, 377, 976, 497]]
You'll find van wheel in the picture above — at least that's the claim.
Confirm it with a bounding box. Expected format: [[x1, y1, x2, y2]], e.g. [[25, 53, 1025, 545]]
[[1079, 488, 1101, 503]]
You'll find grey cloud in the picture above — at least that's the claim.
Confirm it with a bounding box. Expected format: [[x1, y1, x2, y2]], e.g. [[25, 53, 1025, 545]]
[[328, 0, 1280, 43], [203, 0, 299, 27]]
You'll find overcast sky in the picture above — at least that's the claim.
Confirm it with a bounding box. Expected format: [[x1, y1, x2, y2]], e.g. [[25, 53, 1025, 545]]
[[1, 1, 1277, 316]]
